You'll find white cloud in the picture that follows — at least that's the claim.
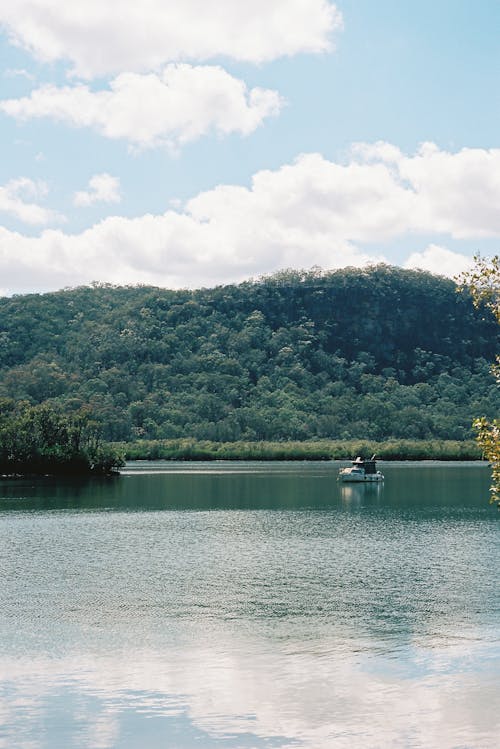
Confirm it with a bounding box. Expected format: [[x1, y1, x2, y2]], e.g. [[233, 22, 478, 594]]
[[4, 67, 35, 80], [1, 143, 499, 293], [0, 188, 381, 293], [0, 177, 61, 225], [0, 1, 342, 78], [0, 65, 284, 150], [352, 140, 500, 238], [404, 244, 475, 278], [74, 174, 121, 207]]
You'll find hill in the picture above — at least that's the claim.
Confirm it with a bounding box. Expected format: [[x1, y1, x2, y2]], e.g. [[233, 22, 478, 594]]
[[0, 265, 498, 443]]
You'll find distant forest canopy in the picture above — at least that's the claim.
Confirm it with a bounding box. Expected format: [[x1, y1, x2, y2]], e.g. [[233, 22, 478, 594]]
[[0, 264, 498, 443]]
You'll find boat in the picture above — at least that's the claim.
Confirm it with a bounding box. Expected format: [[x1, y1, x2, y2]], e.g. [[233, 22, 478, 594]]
[[338, 455, 384, 483]]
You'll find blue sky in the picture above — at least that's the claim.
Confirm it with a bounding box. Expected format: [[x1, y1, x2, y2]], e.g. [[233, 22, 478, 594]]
[[0, 0, 499, 294]]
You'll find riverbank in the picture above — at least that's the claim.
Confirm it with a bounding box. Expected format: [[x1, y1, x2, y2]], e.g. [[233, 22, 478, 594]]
[[112, 438, 483, 462]]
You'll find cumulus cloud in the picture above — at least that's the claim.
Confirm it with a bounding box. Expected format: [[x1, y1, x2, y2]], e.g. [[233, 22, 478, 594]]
[[0, 65, 284, 150], [0, 177, 61, 225], [0, 1, 342, 78], [352, 140, 500, 238], [74, 174, 121, 207], [1, 143, 499, 293], [404, 244, 475, 278], [0, 213, 377, 295]]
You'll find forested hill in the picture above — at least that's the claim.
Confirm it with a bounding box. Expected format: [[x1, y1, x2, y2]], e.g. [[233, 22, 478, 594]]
[[0, 265, 498, 442]]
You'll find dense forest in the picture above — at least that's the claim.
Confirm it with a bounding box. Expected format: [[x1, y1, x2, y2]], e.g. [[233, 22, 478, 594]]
[[0, 265, 498, 445]]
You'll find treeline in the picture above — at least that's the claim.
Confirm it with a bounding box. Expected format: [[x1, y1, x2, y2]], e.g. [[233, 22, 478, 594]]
[[0, 401, 124, 476], [117, 438, 482, 462], [0, 265, 498, 444]]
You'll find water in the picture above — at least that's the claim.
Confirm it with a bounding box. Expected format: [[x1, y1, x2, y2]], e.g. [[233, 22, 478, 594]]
[[0, 461, 499, 749]]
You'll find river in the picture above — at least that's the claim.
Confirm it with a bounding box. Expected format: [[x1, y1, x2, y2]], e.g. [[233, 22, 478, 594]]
[[1, 461, 499, 748]]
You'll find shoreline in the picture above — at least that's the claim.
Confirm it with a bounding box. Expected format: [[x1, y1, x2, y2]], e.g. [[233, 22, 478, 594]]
[[112, 438, 483, 463], [1, 440, 485, 479]]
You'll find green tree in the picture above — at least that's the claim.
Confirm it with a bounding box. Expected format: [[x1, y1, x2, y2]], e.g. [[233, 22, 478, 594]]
[[459, 255, 500, 502], [1, 265, 499, 446], [0, 402, 124, 476]]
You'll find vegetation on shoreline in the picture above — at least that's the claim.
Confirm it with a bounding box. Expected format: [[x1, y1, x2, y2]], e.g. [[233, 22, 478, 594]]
[[1, 266, 499, 446], [115, 438, 482, 462], [0, 401, 124, 477], [460, 255, 500, 502], [1, 264, 496, 477]]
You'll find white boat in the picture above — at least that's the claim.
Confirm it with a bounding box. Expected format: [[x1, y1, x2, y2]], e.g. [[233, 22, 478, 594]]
[[338, 455, 384, 483]]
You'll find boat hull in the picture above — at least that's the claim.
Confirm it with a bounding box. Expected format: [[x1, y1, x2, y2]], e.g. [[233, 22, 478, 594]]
[[339, 473, 384, 483]]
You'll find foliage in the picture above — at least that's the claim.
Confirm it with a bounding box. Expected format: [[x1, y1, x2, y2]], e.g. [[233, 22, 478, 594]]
[[472, 417, 500, 502], [0, 400, 124, 476], [459, 255, 500, 501], [116, 438, 481, 462], [458, 255, 500, 319], [0, 265, 499, 448]]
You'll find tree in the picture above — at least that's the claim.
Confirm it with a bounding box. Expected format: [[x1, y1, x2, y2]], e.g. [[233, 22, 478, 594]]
[[459, 255, 500, 503], [1, 266, 499, 445], [0, 401, 124, 476]]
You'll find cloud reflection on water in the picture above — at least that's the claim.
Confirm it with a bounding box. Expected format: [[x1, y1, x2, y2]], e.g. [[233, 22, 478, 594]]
[[1, 624, 499, 749]]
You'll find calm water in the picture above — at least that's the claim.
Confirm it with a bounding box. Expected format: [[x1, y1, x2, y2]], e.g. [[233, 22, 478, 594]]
[[0, 461, 499, 749]]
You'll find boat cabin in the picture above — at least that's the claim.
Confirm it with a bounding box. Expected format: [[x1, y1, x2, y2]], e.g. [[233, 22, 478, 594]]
[[352, 457, 378, 474]]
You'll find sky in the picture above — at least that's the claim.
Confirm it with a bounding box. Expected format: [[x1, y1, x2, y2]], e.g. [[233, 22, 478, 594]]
[[0, 0, 499, 295]]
